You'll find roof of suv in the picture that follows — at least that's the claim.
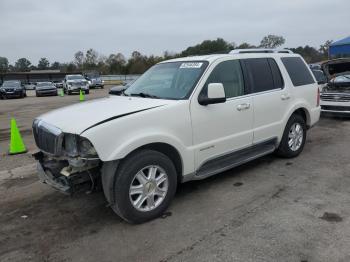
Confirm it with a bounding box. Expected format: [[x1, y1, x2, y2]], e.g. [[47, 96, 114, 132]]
[[162, 52, 300, 64]]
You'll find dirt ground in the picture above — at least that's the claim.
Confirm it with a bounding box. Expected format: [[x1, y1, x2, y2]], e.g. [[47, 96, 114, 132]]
[[1, 89, 350, 262]]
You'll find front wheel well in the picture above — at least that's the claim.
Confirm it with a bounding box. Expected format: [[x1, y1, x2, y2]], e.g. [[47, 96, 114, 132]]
[[129, 143, 183, 182]]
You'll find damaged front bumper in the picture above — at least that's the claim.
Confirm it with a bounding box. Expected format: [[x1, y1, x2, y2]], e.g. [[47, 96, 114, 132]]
[[33, 151, 101, 195]]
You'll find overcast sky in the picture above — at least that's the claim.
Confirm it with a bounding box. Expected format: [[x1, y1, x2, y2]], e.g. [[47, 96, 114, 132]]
[[0, 0, 349, 64]]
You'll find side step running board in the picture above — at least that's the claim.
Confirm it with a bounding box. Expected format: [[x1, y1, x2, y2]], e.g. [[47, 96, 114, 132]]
[[195, 138, 277, 180]]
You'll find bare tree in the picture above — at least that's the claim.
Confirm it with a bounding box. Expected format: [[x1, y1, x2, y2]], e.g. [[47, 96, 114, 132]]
[[74, 51, 84, 69], [260, 35, 285, 48]]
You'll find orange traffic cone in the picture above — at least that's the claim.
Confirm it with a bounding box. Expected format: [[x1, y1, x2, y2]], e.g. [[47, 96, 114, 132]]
[[8, 118, 27, 155]]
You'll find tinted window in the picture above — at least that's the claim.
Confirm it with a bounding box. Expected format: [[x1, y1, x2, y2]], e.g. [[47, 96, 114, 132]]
[[203, 60, 245, 98], [268, 58, 284, 89], [281, 57, 315, 86], [243, 58, 275, 93]]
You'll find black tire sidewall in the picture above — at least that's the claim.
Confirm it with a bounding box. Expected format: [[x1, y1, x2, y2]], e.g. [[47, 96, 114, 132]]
[[278, 114, 307, 158], [113, 150, 177, 223]]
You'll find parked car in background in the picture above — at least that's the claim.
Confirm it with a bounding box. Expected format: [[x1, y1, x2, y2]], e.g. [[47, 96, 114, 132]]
[[63, 74, 89, 95], [0, 80, 26, 99], [53, 80, 63, 89], [320, 58, 350, 114], [109, 80, 135, 95], [84, 72, 104, 89], [311, 69, 327, 90], [24, 82, 37, 90], [33, 49, 320, 223], [35, 82, 58, 97], [309, 63, 322, 70]]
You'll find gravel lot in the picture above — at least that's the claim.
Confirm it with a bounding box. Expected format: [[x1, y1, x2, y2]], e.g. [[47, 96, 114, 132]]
[[1, 89, 350, 262]]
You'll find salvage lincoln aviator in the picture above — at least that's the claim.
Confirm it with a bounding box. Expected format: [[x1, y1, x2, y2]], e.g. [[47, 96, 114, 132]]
[[33, 49, 320, 223]]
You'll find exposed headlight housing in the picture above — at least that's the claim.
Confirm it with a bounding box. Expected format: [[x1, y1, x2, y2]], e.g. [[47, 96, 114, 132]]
[[64, 134, 97, 158]]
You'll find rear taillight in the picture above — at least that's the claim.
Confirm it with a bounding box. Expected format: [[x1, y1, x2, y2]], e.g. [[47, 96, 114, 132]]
[[317, 88, 320, 107]]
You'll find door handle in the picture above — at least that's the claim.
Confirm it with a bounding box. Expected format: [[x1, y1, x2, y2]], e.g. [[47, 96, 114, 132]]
[[237, 103, 250, 111], [281, 94, 291, 100]]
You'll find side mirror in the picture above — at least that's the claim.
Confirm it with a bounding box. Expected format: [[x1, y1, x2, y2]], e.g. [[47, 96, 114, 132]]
[[318, 80, 326, 85], [198, 83, 226, 106]]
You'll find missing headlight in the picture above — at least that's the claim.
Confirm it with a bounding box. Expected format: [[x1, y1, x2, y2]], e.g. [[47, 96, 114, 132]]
[[78, 137, 97, 157], [64, 134, 78, 157], [63, 134, 97, 158]]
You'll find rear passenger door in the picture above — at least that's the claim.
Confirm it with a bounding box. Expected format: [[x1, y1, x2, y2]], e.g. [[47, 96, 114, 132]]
[[241, 58, 290, 144]]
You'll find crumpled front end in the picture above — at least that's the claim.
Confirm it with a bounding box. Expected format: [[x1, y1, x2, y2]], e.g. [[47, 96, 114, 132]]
[[32, 119, 101, 194]]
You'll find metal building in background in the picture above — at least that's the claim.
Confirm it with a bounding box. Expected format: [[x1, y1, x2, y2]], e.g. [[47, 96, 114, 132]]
[[329, 36, 350, 59]]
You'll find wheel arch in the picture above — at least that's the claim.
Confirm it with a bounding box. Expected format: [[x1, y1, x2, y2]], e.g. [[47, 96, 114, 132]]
[[291, 107, 311, 128], [130, 142, 183, 183], [101, 142, 184, 205]]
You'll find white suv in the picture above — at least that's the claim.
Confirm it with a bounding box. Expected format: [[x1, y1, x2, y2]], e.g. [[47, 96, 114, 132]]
[[63, 74, 90, 95], [33, 49, 320, 223]]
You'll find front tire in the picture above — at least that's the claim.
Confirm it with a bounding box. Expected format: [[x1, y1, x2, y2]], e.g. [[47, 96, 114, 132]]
[[110, 150, 177, 224], [276, 114, 307, 158]]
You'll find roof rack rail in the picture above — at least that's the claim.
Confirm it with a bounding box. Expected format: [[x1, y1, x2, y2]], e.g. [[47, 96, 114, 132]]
[[230, 48, 294, 54]]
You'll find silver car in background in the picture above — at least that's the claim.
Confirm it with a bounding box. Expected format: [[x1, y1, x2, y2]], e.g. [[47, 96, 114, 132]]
[[35, 82, 58, 97]]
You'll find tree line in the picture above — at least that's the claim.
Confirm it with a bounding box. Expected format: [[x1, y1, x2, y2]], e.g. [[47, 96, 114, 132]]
[[0, 35, 332, 75]]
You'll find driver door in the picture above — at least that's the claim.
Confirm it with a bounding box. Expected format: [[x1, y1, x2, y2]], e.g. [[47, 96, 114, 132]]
[[190, 59, 254, 172]]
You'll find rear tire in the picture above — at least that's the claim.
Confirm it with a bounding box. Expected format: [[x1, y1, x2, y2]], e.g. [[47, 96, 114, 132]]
[[110, 150, 177, 224], [276, 114, 307, 158]]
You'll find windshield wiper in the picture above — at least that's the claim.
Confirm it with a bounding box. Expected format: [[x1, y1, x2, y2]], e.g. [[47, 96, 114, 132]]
[[129, 92, 160, 99]]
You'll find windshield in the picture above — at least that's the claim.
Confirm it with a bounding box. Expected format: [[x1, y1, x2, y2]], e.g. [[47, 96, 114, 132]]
[[124, 61, 208, 99], [2, 81, 20, 87], [36, 82, 53, 87], [67, 75, 84, 80]]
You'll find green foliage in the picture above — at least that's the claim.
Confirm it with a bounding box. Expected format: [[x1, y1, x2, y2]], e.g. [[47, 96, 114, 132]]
[[0, 36, 335, 75], [38, 57, 50, 70], [51, 61, 61, 70], [181, 38, 234, 56], [237, 42, 256, 49], [15, 58, 31, 72], [0, 57, 9, 72], [260, 35, 285, 48]]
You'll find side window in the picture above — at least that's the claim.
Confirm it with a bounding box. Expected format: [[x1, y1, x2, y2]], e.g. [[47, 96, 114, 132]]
[[203, 60, 245, 98], [281, 57, 315, 86], [268, 58, 284, 89], [243, 58, 275, 93]]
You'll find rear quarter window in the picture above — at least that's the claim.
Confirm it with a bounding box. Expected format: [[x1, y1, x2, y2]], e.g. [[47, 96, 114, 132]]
[[281, 57, 315, 86]]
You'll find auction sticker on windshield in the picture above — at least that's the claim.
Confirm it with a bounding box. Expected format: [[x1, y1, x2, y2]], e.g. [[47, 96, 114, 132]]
[[180, 62, 203, 69]]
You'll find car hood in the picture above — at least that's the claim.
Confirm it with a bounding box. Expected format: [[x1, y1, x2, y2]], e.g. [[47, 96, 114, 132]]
[[37, 96, 173, 134], [37, 85, 56, 90], [322, 58, 350, 80], [68, 80, 87, 84]]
